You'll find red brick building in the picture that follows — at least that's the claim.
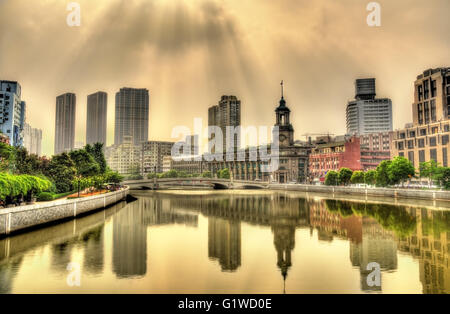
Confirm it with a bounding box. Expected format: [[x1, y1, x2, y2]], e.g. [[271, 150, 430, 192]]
[[308, 136, 362, 181]]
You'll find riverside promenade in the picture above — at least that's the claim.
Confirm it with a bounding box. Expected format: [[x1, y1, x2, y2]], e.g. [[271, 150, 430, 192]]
[[0, 187, 129, 236]]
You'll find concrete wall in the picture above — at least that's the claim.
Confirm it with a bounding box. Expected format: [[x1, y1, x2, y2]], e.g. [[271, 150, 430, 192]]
[[0, 187, 129, 236], [268, 184, 450, 201]]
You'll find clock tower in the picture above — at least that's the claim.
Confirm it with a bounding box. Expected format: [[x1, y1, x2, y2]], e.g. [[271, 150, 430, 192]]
[[275, 81, 294, 147]]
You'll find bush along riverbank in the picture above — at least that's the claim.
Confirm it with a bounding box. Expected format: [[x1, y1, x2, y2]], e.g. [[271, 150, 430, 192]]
[[0, 141, 123, 209]]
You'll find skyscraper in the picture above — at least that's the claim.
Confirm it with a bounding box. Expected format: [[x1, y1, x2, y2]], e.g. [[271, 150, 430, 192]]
[[208, 95, 241, 153], [114, 88, 149, 146], [54, 93, 76, 154], [86, 91, 107, 146], [0, 81, 26, 147], [346, 78, 393, 135], [23, 123, 42, 156]]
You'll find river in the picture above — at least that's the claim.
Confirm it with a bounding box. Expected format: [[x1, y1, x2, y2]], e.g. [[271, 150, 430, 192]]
[[0, 190, 448, 294]]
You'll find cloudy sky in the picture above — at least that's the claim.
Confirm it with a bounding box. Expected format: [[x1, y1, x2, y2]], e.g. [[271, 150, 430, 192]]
[[0, 0, 449, 155]]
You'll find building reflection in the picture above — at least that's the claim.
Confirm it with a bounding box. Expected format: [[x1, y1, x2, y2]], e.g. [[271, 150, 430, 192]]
[[81, 225, 104, 275], [397, 209, 449, 294], [0, 257, 23, 294], [208, 218, 241, 271], [112, 199, 147, 278]]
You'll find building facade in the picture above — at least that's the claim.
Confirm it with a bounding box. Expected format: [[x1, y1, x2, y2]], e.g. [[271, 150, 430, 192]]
[[141, 141, 174, 174], [105, 136, 142, 175], [208, 95, 241, 153], [114, 88, 149, 146], [86, 91, 107, 146], [346, 78, 393, 135], [0, 81, 26, 147], [392, 68, 450, 168], [309, 136, 362, 181], [207, 83, 311, 183], [359, 132, 392, 171], [54, 93, 76, 154], [23, 123, 42, 156], [163, 156, 205, 175]]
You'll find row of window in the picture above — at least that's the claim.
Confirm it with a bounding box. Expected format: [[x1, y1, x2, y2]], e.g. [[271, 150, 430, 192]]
[[399, 148, 448, 167]]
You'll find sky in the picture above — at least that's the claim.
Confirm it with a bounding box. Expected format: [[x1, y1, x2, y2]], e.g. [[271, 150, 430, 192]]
[[0, 0, 449, 156]]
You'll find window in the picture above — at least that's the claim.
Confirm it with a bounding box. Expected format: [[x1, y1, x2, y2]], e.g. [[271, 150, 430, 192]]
[[398, 142, 404, 150], [418, 85, 423, 101], [430, 137, 437, 146], [408, 151, 414, 165], [418, 138, 425, 148], [399, 132, 406, 139], [430, 149, 437, 162], [399, 152, 404, 157], [408, 140, 414, 149], [424, 102, 430, 124], [443, 135, 449, 145], [445, 124, 450, 132], [431, 80, 437, 97], [409, 131, 416, 138], [419, 150, 425, 163], [420, 129, 427, 136], [443, 148, 448, 167], [424, 80, 430, 99], [431, 100, 436, 122]]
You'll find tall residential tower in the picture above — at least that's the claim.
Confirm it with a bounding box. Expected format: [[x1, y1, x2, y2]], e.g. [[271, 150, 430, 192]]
[[86, 91, 107, 146], [0, 81, 26, 147], [54, 93, 76, 154], [114, 88, 149, 146]]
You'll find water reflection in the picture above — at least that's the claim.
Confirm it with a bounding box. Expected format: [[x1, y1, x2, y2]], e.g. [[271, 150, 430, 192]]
[[0, 191, 448, 294]]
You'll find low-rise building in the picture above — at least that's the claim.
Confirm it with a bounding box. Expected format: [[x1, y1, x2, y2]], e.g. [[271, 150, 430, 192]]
[[308, 136, 362, 181], [105, 136, 142, 175], [359, 132, 392, 171], [141, 141, 174, 174]]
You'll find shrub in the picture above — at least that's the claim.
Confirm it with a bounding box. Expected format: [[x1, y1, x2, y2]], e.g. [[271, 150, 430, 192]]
[[37, 192, 54, 202], [338, 168, 353, 186], [325, 171, 339, 186]]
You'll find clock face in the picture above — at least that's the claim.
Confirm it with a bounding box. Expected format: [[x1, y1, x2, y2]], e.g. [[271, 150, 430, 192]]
[[279, 134, 287, 142]]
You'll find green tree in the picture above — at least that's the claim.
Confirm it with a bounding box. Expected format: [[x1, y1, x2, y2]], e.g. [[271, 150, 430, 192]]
[[324, 170, 339, 186], [364, 170, 377, 186], [86, 143, 107, 174], [434, 167, 450, 190], [69, 148, 101, 177], [375, 160, 392, 187], [350, 171, 365, 184], [46, 153, 76, 193], [201, 171, 212, 178], [388, 156, 415, 186], [0, 142, 15, 172], [218, 168, 231, 179], [338, 168, 353, 186], [419, 160, 438, 187]]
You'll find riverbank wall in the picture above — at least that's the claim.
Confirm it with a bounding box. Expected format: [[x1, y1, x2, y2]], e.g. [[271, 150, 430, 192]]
[[0, 187, 129, 236], [268, 184, 450, 202]]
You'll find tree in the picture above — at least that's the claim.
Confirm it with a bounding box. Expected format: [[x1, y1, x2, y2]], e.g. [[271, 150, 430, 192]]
[[324, 170, 339, 186], [69, 148, 100, 177], [0, 142, 15, 172], [419, 160, 438, 187], [201, 171, 212, 178], [218, 168, 231, 179], [46, 153, 76, 193], [338, 168, 353, 186], [434, 167, 450, 190], [86, 143, 107, 174], [375, 160, 392, 187], [350, 171, 365, 184], [388, 156, 415, 186], [364, 170, 377, 186]]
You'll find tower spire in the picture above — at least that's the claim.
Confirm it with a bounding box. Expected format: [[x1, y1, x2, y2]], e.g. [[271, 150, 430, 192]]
[[281, 80, 284, 99]]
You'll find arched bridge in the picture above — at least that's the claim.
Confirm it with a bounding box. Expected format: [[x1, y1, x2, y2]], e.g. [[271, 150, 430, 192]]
[[124, 178, 269, 190]]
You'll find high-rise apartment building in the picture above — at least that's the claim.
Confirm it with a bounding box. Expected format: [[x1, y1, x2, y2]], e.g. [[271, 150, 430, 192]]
[[114, 88, 149, 146], [208, 95, 241, 153], [0, 81, 26, 147], [412, 68, 450, 125], [346, 78, 393, 135], [86, 91, 107, 145], [54, 93, 76, 154], [392, 68, 450, 168], [23, 123, 42, 156]]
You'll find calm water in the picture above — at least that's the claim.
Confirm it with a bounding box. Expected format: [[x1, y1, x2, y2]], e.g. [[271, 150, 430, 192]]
[[0, 190, 449, 294]]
